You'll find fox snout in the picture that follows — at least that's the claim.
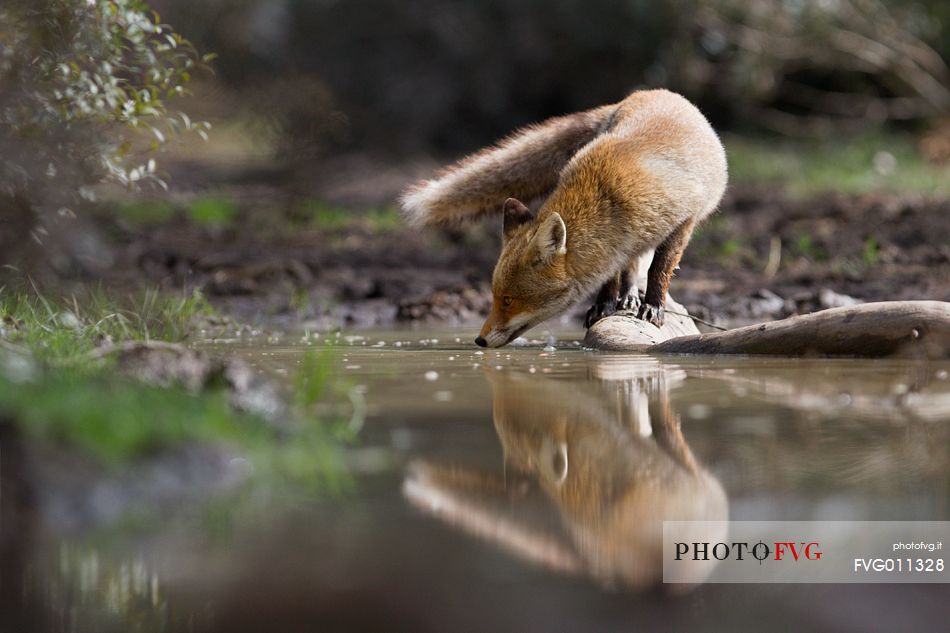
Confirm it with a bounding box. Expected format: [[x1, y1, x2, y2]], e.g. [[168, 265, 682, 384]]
[[475, 326, 518, 348], [477, 311, 533, 348], [476, 319, 506, 348]]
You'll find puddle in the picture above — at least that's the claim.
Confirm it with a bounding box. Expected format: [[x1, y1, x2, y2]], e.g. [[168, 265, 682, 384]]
[[3, 329, 949, 631]]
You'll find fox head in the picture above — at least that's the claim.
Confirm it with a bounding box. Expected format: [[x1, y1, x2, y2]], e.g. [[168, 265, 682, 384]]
[[475, 198, 577, 348]]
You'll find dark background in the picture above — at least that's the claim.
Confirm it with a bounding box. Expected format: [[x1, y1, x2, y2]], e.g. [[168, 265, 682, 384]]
[[152, 0, 950, 159]]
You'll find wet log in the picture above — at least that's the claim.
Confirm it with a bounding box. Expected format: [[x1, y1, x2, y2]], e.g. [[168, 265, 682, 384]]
[[585, 301, 950, 359]]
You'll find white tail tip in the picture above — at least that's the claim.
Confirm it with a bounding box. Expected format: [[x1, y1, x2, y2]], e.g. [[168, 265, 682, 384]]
[[400, 180, 442, 227]]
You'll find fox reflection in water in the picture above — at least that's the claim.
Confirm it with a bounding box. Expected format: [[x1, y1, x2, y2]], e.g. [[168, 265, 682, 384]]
[[403, 360, 728, 590]]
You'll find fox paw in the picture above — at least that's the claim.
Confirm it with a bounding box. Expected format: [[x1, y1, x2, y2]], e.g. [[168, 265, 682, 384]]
[[637, 303, 664, 328], [585, 301, 617, 328], [617, 289, 641, 312]]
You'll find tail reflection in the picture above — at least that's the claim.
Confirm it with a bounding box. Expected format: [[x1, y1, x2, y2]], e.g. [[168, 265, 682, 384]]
[[403, 359, 728, 590]]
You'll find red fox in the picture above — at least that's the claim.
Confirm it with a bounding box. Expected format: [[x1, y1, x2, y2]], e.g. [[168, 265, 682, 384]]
[[400, 89, 727, 347]]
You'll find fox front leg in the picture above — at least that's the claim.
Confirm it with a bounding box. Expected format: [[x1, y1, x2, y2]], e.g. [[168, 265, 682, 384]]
[[639, 218, 696, 328], [637, 302, 665, 327], [584, 272, 621, 328], [617, 260, 641, 312]]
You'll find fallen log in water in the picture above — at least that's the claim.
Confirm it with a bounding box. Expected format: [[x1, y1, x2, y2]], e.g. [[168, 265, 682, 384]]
[[581, 294, 700, 351], [585, 301, 950, 359]]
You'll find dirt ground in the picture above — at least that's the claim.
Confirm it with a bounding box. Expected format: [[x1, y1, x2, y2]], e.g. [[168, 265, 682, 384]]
[[70, 179, 950, 331], [676, 185, 950, 325]]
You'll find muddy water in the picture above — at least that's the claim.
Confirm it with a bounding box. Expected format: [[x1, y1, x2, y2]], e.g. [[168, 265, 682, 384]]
[[5, 329, 950, 632]]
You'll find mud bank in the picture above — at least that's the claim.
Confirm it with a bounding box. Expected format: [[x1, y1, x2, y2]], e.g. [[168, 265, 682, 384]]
[[50, 185, 950, 330]]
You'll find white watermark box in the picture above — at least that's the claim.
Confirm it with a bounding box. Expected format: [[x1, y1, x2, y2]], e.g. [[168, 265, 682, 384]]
[[663, 521, 948, 584]]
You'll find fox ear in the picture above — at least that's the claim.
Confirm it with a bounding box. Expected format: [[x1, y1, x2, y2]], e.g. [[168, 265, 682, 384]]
[[503, 197, 534, 240], [534, 212, 567, 260]]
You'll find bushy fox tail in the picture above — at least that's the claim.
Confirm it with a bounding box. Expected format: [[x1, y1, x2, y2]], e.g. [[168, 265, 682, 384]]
[[400, 104, 616, 227]]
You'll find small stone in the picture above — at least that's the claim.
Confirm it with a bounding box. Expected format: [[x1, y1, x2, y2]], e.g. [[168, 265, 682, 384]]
[[748, 289, 784, 317], [58, 311, 82, 329], [818, 288, 860, 310]]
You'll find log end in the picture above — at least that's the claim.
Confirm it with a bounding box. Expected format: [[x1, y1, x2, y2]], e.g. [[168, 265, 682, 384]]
[[584, 296, 700, 351]]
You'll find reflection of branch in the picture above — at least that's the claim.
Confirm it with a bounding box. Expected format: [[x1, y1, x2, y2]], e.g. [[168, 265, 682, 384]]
[[690, 365, 950, 424]]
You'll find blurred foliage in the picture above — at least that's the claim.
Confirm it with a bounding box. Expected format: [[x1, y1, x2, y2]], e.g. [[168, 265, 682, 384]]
[[155, 0, 682, 153], [0, 0, 210, 217], [0, 357, 356, 491], [112, 195, 241, 225], [725, 131, 950, 195], [153, 0, 948, 157], [297, 200, 402, 232], [0, 285, 356, 490], [862, 235, 880, 267], [684, 0, 950, 134], [0, 370, 243, 461], [791, 234, 827, 261], [116, 198, 176, 223], [188, 196, 238, 225]]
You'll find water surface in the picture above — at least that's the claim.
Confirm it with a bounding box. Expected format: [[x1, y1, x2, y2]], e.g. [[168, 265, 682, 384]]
[[4, 329, 949, 632]]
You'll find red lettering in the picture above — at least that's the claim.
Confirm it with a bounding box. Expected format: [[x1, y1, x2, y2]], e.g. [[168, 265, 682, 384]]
[[774, 542, 801, 561]]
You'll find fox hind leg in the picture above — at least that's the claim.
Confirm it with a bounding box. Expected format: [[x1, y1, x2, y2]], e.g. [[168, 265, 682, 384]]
[[584, 272, 621, 328], [617, 257, 642, 312], [638, 218, 696, 327]]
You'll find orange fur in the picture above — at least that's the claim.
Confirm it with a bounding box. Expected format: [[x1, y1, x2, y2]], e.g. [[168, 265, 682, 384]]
[[400, 105, 615, 226], [400, 90, 728, 347]]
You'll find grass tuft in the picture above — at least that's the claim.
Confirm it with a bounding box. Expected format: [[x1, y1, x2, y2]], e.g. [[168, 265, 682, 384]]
[[0, 286, 214, 363]]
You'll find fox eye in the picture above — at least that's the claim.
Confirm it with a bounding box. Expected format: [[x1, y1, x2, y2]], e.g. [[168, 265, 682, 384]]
[[502, 296, 513, 307]]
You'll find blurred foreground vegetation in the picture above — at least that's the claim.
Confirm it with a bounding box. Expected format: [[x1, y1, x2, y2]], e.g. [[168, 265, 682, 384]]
[[0, 287, 212, 362], [0, 286, 357, 493]]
